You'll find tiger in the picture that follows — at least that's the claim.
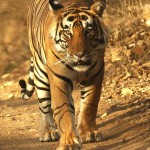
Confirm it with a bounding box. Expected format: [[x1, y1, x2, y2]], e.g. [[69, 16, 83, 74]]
[[19, 0, 106, 149]]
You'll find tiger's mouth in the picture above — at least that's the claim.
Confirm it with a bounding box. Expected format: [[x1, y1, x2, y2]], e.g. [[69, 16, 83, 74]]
[[73, 60, 92, 66], [66, 52, 95, 72], [72, 60, 92, 72]]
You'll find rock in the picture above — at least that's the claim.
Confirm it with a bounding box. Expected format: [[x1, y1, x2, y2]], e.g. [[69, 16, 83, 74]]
[[101, 113, 108, 118], [123, 72, 132, 80], [1, 73, 10, 79], [121, 88, 133, 96], [128, 43, 136, 49], [139, 32, 146, 39], [137, 40, 144, 47], [4, 81, 14, 86], [111, 48, 122, 62], [8, 94, 14, 99], [28, 129, 37, 133]]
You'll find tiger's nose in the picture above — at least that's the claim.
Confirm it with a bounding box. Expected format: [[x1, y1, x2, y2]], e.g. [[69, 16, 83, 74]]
[[74, 52, 86, 58]]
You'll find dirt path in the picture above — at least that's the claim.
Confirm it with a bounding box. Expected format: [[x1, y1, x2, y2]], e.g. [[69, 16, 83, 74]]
[[0, 68, 150, 150], [0, 0, 150, 149]]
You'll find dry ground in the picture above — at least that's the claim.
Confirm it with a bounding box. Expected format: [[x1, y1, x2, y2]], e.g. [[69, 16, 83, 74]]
[[0, 59, 149, 150], [0, 0, 150, 150]]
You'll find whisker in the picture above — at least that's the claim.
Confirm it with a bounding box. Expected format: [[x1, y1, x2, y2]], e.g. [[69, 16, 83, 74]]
[[87, 48, 104, 57], [59, 64, 66, 72], [58, 57, 72, 72], [87, 52, 104, 57], [51, 57, 68, 66], [93, 53, 104, 56]]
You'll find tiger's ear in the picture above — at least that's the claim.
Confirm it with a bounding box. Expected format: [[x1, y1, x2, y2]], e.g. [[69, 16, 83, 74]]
[[91, 0, 106, 17], [49, 0, 63, 10]]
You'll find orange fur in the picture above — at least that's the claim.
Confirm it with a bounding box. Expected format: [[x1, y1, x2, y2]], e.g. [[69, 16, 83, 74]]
[[27, 0, 106, 149]]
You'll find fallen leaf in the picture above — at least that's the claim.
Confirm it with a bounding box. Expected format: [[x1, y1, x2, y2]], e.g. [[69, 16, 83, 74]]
[[121, 88, 133, 96], [101, 113, 108, 118]]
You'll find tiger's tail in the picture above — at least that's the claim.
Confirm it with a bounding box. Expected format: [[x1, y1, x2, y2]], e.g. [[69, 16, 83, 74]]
[[19, 57, 35, 100]]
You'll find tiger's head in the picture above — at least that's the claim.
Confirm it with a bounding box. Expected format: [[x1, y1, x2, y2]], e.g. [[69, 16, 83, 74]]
[[46, 0, 106, 72]]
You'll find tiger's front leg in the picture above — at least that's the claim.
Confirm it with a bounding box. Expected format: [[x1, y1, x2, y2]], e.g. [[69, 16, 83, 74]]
[[77, 67, 104, 144], [33, 62, 59, 142], [48, 72, 81, 150]]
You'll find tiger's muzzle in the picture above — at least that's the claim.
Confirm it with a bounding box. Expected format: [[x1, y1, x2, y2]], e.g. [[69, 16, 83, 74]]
[[67, 52, 93, 72]]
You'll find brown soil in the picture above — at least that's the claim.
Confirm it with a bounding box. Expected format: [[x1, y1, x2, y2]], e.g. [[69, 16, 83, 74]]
[[0, 0, 150, 150], [0, 65, 150, 150]]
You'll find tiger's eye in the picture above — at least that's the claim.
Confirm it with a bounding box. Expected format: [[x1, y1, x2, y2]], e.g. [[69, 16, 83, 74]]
[[86, 28, 93, 33], [67, 16, 75, 22], [65, 30, 71, 34], [81, 15, 88, 21], [86, 27, 95, 39]]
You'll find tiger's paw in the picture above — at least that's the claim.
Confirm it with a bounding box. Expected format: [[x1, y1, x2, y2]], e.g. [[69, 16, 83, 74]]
[[57, 132, 81, 150], [39, 129, 60, 142], [80, 131, 103, 144]]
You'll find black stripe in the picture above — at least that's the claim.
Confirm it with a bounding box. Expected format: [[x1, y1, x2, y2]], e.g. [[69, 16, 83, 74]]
[[26, 90, 34, 97], [19, 80, 26, 89], [21, 89, 26, 94], [91, 63, 104, 79], [28, 77, 34, 86], [87, 59, 98, 72], [80, 63, 104, 85], [63, 10, 72, 17], [38, 97, 51, 103], [54, 104, 75, 117], [81, 92, 93, 99], [30, 65, 34, 72], [53, 103, 70, 112], [39, 107, 51, 114], [60, 19, 64, 29], [34, 74, 49, 87], [53, 110, 61, 117], [36, 0, 47, 18], [35, 56, 48, 78], [80, 88, 94, 96], [47, 65, 73, 91], [56, 74, 73, 91], [42, 104, 51, 109], [58, 110, 74, 134], [36, 85, 50, 91], [34, 65, 43, 79], [57, 86, 75, 112], [80, 7, 90, 10]]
